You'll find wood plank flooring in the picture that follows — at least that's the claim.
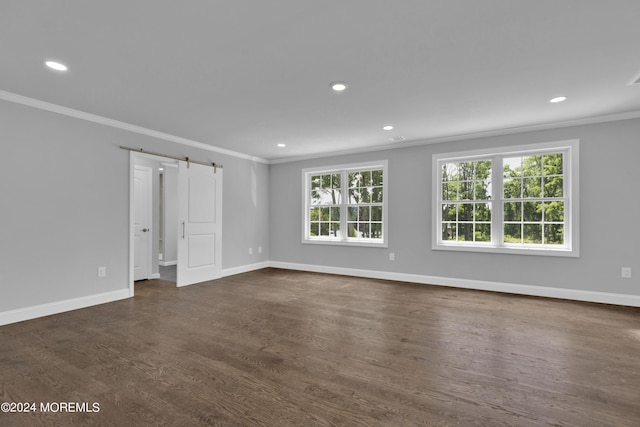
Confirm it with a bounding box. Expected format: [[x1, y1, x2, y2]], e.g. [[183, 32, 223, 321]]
[[1, 268, 639, 426]]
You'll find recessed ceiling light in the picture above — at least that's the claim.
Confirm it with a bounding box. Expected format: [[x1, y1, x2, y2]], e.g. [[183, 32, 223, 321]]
[[45, 60, 68, 71], [550, 96, 567, 103], [330, 81, 348, 92], [277, 143, 286, 148], [383, 125, 394, 131]]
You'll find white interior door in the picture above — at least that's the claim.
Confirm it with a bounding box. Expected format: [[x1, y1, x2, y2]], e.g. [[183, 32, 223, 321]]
[[133, 166, 152, 281], [177, 162, 222, 287]]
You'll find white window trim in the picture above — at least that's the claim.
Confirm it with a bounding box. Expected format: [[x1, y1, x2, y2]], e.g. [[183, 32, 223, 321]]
[[302, 160, 388, 248], [432, 140, 579, 257]]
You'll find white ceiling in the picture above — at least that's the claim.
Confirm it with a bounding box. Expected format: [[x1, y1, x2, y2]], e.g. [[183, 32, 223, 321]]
[[2, 1, 640, 162]]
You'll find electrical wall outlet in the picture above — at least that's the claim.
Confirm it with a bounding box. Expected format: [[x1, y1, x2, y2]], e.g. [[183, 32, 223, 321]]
[[621, 267, 632, 279], [389, 252, 395, 261], [249, 248, 253, 255], [258, 246, 262, 254], [97, 266, 107, 278]]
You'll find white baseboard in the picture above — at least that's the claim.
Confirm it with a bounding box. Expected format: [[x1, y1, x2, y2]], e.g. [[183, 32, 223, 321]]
[[269, 261, 640, 307], [0, 289, 131, 327], [160, 260, 177, 267], [222, 261, 271, 278]]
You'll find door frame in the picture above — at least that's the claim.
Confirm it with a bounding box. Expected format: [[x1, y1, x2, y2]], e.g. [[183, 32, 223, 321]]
[[128, 151, 167, 296]]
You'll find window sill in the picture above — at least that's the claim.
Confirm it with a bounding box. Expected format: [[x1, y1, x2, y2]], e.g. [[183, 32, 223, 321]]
[[303, 238, 388, 248], [433, 243, 578, 257]]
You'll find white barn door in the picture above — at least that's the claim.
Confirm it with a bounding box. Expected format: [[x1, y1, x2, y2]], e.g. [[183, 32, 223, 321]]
[[133, 166, 152, 281], [177, 161, 222, 287]]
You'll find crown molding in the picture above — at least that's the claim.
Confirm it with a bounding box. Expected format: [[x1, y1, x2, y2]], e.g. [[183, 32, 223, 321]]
[[0, 89, 269, 164]]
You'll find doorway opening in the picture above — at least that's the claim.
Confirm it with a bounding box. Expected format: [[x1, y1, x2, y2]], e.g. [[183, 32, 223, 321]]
[[158, 160, 179, 282], [131, 153, 178, 286]]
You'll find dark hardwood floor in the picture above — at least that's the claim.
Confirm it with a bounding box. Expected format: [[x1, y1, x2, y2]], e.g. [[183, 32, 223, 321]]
[[1, 268, 639, 426]]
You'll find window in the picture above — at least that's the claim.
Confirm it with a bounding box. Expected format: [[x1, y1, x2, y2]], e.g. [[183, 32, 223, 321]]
[[433, 140, 579, 256], [303, 161, 388, 247], [441, 159, 493, 244]]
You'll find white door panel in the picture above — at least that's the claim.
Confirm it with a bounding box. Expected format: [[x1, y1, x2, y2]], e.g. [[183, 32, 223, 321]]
[[188, 174, 216, 222], [177, 162, 222, 287], [187, 234, 216, 268]]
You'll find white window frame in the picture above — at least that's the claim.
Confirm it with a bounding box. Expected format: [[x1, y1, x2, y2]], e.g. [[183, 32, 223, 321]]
[[432, 140, 579, 257], [303, 160, 388, 247]]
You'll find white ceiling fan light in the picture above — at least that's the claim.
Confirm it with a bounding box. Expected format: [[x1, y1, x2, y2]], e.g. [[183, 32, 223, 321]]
[[44, 60, 68, 71]]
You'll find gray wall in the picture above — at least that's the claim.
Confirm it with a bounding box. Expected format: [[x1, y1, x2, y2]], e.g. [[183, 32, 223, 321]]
[[269, 118, 640, 296], [0, 99, 269, 312]]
